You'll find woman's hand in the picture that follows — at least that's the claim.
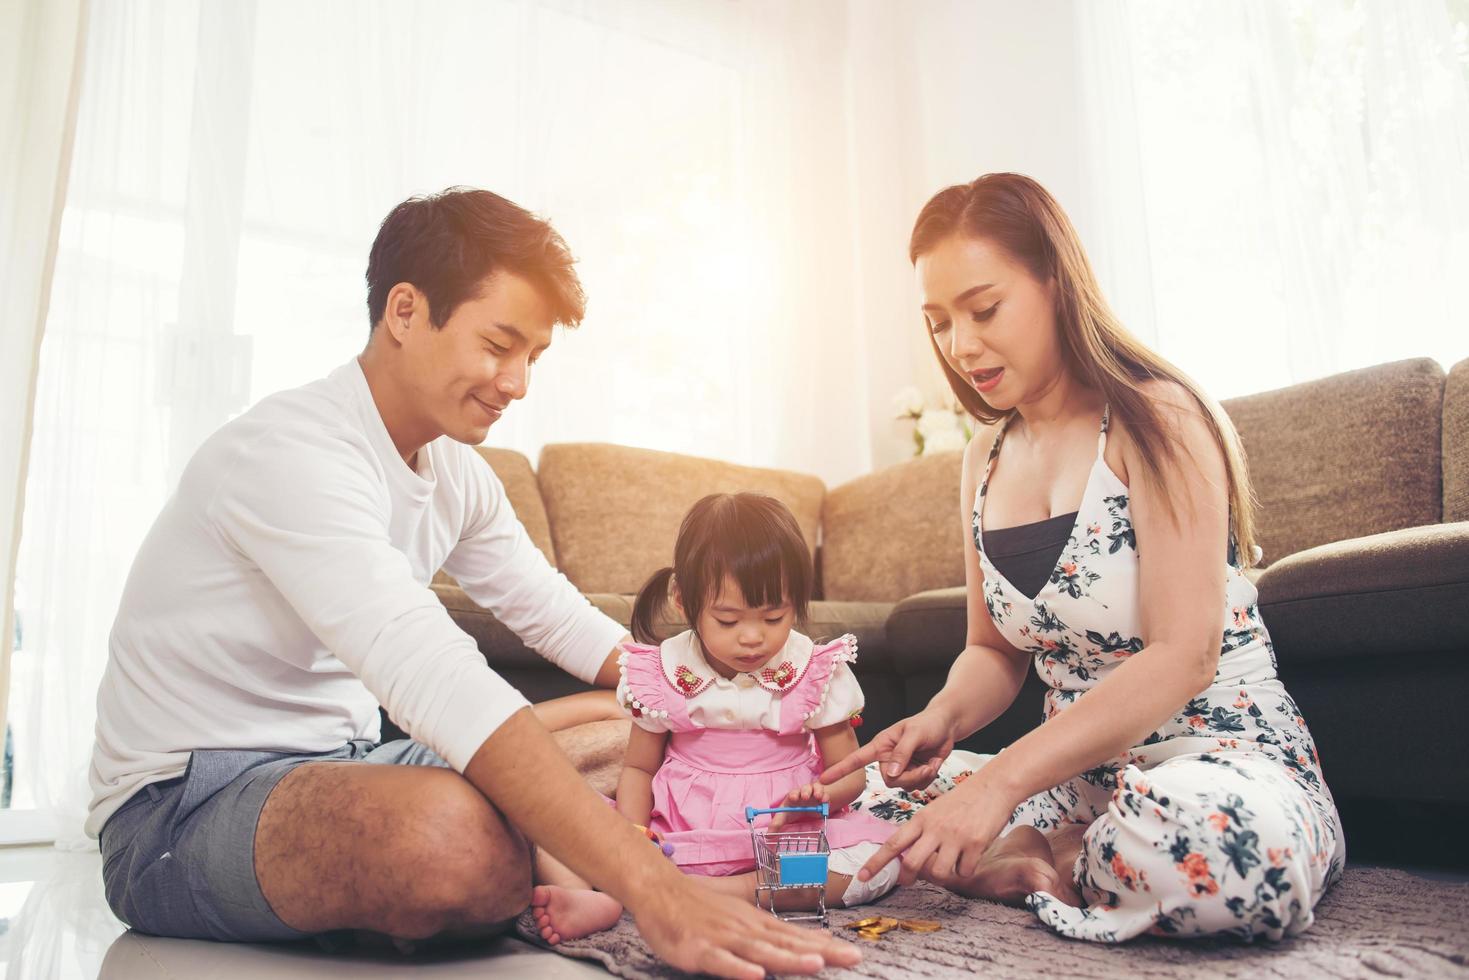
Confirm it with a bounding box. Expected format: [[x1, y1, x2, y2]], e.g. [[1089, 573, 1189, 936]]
[[820, 707, 956, 791], [856, 770, 1015, 886]]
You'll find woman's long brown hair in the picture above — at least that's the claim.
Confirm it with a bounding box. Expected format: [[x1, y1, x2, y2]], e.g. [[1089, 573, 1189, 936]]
[[910, 173, 1258, 563]]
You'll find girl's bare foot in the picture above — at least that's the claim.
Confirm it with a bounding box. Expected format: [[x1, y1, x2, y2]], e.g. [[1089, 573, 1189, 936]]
[[530, 885, 624, 944], [929, 826, 1082, 907]]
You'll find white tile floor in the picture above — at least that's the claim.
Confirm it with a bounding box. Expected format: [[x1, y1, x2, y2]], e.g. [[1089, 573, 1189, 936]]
[[0, 845, 608, 980]]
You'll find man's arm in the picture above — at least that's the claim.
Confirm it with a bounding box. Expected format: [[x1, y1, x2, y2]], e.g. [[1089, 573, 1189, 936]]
[[212, 427, 534, 771], [469, 708, 860, 977], [592, 639, 631, 688], [441, 451, 627, 687]]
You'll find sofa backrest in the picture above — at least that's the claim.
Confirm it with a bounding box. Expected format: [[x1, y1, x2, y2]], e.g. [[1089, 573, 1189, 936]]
[[536, 443, 825, 596], [473, 446, 558, 565], [1444, 358, 1469, 523], [1222, 358, 1444, 566], [821, 449, 966, 602]]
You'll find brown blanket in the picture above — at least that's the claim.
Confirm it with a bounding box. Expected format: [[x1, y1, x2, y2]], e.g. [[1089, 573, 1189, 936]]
[[516, 866, 1469, 978]]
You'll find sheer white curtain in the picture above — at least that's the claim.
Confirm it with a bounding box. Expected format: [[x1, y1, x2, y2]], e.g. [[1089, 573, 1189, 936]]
[[12, 0, 895, 841], [0, 0, 88, 842], [1077, 0, 1469, 398]]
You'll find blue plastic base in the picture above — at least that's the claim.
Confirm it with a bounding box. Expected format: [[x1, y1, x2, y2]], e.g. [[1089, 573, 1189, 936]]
[[777, 852, 829, 886]]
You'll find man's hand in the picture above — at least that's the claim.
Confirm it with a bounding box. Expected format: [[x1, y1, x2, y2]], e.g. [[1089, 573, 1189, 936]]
[[630, 875, 861, 979], [465, 708, 860, 977], [767, 781, 830, 832], [820, 707, 955, 791]]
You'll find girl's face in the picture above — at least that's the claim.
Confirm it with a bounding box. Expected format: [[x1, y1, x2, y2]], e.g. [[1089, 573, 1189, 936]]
[[915, 234, 1063, 412], [681, 575, 795, 679]]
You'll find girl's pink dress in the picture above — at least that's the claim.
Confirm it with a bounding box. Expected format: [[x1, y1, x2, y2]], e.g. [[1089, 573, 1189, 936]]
[[617, 630, 891, 876]]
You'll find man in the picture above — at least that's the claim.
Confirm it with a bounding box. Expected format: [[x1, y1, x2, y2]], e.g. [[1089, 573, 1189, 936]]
[[89, 188, 858, 977]]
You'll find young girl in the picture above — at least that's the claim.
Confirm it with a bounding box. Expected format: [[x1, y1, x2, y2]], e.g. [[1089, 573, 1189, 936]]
[[530, 492, 899, 944]]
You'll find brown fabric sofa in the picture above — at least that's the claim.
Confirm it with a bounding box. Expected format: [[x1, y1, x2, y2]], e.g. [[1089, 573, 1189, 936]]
[[400, 357, 1468, 866]]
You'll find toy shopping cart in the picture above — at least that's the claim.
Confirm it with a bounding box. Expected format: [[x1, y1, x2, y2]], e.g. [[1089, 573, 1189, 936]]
[[745, 804, 831, 926]]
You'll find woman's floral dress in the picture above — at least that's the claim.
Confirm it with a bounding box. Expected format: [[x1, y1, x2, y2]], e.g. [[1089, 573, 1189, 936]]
[[967, 407, 1344, 941]]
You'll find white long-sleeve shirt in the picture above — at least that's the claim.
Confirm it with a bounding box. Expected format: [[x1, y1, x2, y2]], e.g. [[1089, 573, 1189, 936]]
[[86, 359, 625, 837]]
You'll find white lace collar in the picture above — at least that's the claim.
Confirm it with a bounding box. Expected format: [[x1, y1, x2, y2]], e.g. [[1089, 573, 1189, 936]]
[[660, 629, 815, 698]]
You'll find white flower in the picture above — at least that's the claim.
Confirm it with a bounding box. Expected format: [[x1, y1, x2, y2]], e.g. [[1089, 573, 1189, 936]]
[[890, 385, 925, 419], [916, 406, 961, 439], [922, 429, 968, 455]]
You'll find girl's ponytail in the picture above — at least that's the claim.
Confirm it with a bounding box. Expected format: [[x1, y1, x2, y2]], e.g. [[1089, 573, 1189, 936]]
[[630, 566, 677, 645]]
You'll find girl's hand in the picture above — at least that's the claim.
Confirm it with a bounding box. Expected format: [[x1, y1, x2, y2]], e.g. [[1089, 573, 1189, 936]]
[[767, 782, 829, 831], [856, 771, 1014, 886], [820, 707, 956, 791]]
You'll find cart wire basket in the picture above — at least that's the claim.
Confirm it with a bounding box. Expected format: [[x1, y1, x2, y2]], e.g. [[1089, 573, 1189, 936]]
[[745, 803, 831, 926]]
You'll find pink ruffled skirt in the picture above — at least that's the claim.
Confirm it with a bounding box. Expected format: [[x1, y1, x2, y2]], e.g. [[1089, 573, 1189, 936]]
[[649, 728, 890, 876]]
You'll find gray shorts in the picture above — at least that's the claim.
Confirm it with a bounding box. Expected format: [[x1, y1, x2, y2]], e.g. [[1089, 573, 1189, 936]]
[[99, 739, 448, 942]]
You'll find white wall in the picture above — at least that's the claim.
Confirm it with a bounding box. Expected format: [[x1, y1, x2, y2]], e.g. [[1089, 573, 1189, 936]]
[[848, 0, 1089, 474]]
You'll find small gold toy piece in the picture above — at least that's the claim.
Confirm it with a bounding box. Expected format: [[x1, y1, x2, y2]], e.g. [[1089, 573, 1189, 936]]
[[845, 914, 941, 941]]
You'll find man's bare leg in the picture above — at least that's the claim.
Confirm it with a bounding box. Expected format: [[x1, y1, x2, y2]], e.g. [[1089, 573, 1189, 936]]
[[255, 762, 532, 940]]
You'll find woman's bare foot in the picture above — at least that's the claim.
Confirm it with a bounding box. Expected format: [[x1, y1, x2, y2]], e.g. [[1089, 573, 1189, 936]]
[[530, 885, 624, 944], [929, 826, 1082, 907]]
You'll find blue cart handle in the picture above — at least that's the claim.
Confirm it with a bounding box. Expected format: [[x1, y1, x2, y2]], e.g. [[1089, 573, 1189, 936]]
[[745, 803, 829, 823]]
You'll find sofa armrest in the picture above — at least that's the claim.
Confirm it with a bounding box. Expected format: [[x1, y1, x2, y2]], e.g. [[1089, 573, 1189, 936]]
[[885, 587, 968, 673], [1256, 522, 1469, 664]]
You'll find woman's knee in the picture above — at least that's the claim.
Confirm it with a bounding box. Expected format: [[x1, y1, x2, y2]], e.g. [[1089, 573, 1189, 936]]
[[1095, 759, 1309, 889]]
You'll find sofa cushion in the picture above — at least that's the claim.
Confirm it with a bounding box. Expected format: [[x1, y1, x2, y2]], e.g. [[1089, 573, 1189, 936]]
[[1256, 523, 1469, 664], [1445, 358, 1469, 523], [822, 450, 966, 602], [536, 443, 825, 596], [1222, 358, 1444, 566]]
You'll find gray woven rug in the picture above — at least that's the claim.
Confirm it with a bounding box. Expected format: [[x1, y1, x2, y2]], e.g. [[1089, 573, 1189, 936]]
[[515, 867, 1469, 978]]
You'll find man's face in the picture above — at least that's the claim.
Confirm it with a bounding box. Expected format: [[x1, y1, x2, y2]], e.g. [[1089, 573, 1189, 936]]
[[397, 272, 555, 446]]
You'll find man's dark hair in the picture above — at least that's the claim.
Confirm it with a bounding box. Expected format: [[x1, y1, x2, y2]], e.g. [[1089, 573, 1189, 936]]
[[365, 187, 585, 332]]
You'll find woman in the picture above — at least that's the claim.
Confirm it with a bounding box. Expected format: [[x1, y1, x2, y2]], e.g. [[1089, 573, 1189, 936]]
[[825, 173, 1343, 941]]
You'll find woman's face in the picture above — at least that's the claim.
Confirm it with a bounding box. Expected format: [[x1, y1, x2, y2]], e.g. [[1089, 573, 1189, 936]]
[[915, 234, 1062, 412]]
